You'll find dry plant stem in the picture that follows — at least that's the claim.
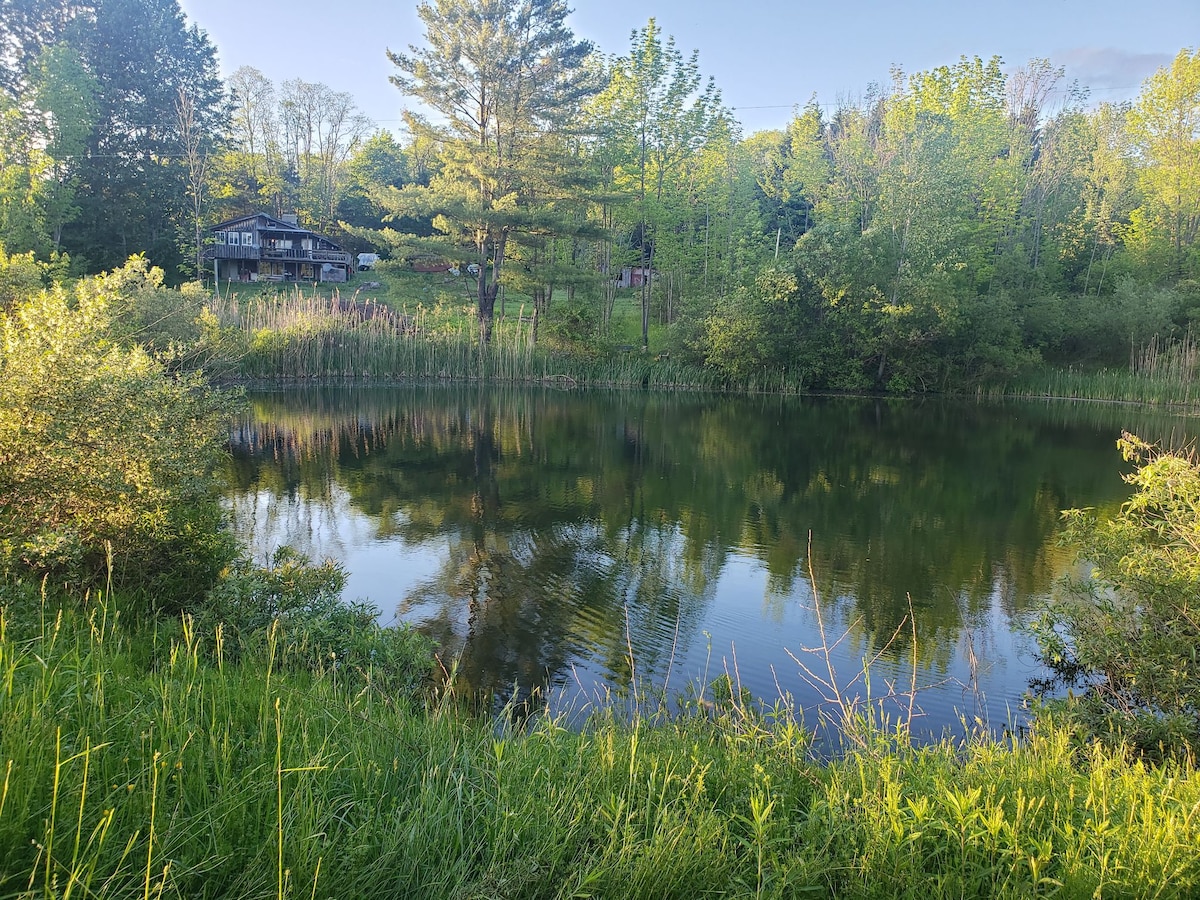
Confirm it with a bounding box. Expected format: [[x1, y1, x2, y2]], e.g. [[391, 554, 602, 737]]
[[660, 608, 682, 711], [790, 533, 926, 745], [623, 601, 637, 718], [908, 593, 918, 729], [789, 531, 856, 740]]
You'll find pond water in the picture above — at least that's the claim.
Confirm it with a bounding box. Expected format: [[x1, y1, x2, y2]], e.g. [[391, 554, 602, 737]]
[[224, 385, 1200, 739]]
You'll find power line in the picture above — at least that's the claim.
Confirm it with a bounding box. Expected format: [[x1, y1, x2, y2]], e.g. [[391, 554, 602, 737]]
[[363, 83, 1145, 121]]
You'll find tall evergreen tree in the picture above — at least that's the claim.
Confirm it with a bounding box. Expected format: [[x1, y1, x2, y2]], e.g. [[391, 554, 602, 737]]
[[74, 0, 224, 273], [383, 0, 596, 342]]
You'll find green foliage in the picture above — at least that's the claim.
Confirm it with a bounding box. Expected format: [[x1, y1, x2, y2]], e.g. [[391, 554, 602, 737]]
[[588, 19, 732, 347], [1023, 278, 1182, 365], [337, 130, 428, 237], [0, 260, 237, 600], [0, 0, 1195, 392], [2, 587, 1200, 898], [1126, 48, 1200, 281], [1035, 433, 1200, 755], [384, 0, 597, 341], [0, 242, 58, 312], [948, 292, 1039, 384], [701, 267, 813, 383], [0, 0, 226, 275], [539, 291, 601, 346], [199, 547, 434, 694], [201, 285, 725, 387], [0, 42, 99, 260], [84, 254, 210, 355]]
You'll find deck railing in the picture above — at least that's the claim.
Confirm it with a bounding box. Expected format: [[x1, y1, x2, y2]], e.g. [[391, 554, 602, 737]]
[[261, 248, 352, 263], [205, 246, 352, 265]]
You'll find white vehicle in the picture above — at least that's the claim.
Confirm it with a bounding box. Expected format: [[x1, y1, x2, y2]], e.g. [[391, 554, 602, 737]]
[[357, 252, 380, 270]]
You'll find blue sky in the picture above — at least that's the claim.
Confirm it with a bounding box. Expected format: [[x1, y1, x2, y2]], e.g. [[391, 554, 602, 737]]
[[178, 0, 1197, 135]]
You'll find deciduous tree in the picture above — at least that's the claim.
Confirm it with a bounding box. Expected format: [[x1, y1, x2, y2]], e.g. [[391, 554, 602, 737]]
[[589, 19, 723, 345], [1127, 48, 1200, 280]]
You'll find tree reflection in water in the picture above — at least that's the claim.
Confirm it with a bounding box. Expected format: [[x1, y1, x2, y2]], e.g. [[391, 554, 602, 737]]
[[226, 385, 1195, 733]]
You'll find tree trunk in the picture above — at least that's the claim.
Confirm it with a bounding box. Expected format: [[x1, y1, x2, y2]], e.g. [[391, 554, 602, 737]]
[[479, 286, 497, 344], [478, 232, 507, 344]]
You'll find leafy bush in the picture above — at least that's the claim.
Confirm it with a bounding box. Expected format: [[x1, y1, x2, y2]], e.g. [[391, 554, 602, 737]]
[[0, 262, 237, 602], [702, 268, 815, 383], [541, 293, 600, 346], [201, 547, 434, 695], [1025, 280, 1181, 366], [0, 243, 68, 313], [1034, 432, 1200, 755], [88, 254, 212, 359], [0, 245, 44, 313]]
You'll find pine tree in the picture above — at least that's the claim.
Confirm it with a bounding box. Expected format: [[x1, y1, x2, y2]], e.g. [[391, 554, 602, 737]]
[[383, 0, 596, 342]]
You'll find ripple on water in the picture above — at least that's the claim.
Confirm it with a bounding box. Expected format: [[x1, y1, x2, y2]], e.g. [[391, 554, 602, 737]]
[[227, 386, 1193, 741]]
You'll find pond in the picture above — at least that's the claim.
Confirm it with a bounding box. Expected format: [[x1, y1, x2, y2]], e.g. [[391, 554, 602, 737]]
[[224, 385, 1200, 739]]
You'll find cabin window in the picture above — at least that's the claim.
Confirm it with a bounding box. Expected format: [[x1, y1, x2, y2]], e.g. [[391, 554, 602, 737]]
[[241, 232, 254, 247], [227, 232, 240, 246], [213, 232, 225, 244]]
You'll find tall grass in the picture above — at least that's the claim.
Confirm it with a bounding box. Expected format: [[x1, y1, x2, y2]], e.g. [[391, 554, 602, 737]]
[[3, 583, 1200, 898], [1131, 330, 1200, 385], [996, 366, 1200, 406], [204, 289, 745, 391], [992, 333, 1200, 407]]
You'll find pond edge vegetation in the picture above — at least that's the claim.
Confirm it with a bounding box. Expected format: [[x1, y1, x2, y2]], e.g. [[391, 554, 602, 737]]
[[3, 264, 1200, 896], [191, 275, 1200, 410]]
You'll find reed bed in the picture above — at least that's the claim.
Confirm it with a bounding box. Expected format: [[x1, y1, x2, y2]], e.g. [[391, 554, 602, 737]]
[[992, 367, 1200, 407], [204, 289, 730, 390], [3, 585, 1200, 899], [987, 333, 1200, 407]]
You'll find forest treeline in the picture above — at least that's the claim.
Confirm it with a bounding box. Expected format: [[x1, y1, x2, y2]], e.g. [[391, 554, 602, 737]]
[[1, 0, 1197, 389]]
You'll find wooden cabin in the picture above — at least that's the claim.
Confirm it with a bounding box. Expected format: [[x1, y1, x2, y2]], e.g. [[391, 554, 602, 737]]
[[617, 266, 655, 289], [205, 213, 353, 284]]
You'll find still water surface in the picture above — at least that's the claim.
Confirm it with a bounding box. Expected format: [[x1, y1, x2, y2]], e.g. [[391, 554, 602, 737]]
[[225, 385, 1200, 738]]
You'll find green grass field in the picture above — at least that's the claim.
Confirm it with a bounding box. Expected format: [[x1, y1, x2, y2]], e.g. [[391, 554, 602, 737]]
[[2, 585, 1199, 899]]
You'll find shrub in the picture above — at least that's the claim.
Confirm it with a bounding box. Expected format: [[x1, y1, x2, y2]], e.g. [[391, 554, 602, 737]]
[[1034, 432, 1200, 755], [200, 547, 434, 695], [541, 293, 600, 347], [87, 254, 210, 357], [0, 265, 238, 602], [702, 268, 812, 382], [0, 244, 44, 313]]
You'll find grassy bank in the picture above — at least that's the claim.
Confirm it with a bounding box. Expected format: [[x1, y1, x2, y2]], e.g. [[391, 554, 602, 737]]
[[979, 334, 1200, 407], [991, 367, 1200, 407], [200, 279, 807, 394], [2, 586, 1199, 899]]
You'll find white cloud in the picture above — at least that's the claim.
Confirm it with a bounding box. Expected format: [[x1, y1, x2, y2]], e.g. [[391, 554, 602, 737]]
[[1059, 47, 1174, 95]]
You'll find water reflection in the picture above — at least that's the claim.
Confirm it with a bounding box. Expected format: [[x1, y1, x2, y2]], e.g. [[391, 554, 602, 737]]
[[225, 385, 1197, 734]]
